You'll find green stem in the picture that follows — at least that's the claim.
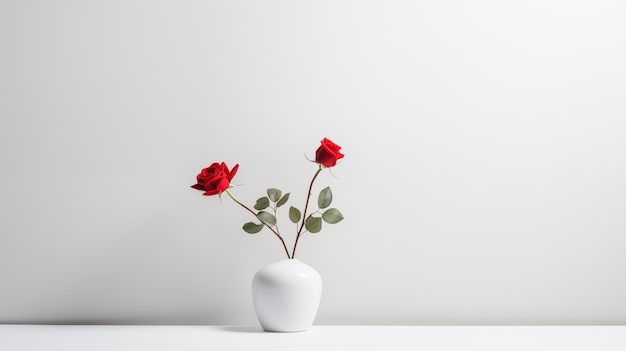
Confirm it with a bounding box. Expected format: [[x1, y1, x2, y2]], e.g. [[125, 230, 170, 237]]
[[225, 190, 291, 259], [291, 165, 323, 259]]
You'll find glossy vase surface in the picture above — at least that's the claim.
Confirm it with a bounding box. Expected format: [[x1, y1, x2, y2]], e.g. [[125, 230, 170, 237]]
[[251, 259, 322, 332]]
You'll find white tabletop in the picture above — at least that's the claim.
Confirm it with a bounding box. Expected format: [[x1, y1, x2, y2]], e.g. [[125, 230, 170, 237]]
[[1, 325, 625, 351]]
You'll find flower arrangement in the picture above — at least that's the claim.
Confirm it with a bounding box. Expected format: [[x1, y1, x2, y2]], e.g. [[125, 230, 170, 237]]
[[191, 138, 345, 259]]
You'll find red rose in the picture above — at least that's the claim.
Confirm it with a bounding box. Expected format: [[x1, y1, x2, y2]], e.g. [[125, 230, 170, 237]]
[[315, 138, 344, 167], [191, 162, 239, 196]]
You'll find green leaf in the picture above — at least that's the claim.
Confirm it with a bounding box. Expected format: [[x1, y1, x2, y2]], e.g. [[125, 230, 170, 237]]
[[254, 197, 270, 210], [267, 188, 282, 203], [305, 216, 322, 233], [322, 208, 344, 224], [242, 222, 264, 234], [256, 211, 277, 226], [318, 187, 332, 209], [289, 206, 301, 223], [276, 192, 290, 208]]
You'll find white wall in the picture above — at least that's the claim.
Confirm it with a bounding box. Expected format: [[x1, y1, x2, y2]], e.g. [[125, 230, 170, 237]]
[[1, 0, 625, 325]]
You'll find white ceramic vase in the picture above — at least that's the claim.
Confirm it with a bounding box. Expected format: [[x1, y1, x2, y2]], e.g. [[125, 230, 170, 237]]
[[251, 259, 322, 332]]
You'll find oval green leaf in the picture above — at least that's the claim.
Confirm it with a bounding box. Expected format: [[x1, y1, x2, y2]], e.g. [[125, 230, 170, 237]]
[[242, 222, 264, 234], [256, 211, 277, 226], [305, 216, 322, 233], [254, 197, 270, 210], [289, 206, 301, 223], [276, 192, 290, 208], [267, 188, 282, 203], [322, 208, 344, 224], [318, 187, 332, 209]]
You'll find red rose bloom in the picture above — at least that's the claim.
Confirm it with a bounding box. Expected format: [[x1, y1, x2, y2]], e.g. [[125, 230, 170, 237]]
[[191, 162, 239, 196], [315, 138, 344, 167]]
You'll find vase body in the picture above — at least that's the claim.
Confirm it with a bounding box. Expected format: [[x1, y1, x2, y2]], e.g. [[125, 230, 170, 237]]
[[251, 259, 322, 332]]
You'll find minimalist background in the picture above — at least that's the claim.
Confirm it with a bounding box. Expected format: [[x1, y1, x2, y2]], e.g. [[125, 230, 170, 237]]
[[1, 0, 625, 325]]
